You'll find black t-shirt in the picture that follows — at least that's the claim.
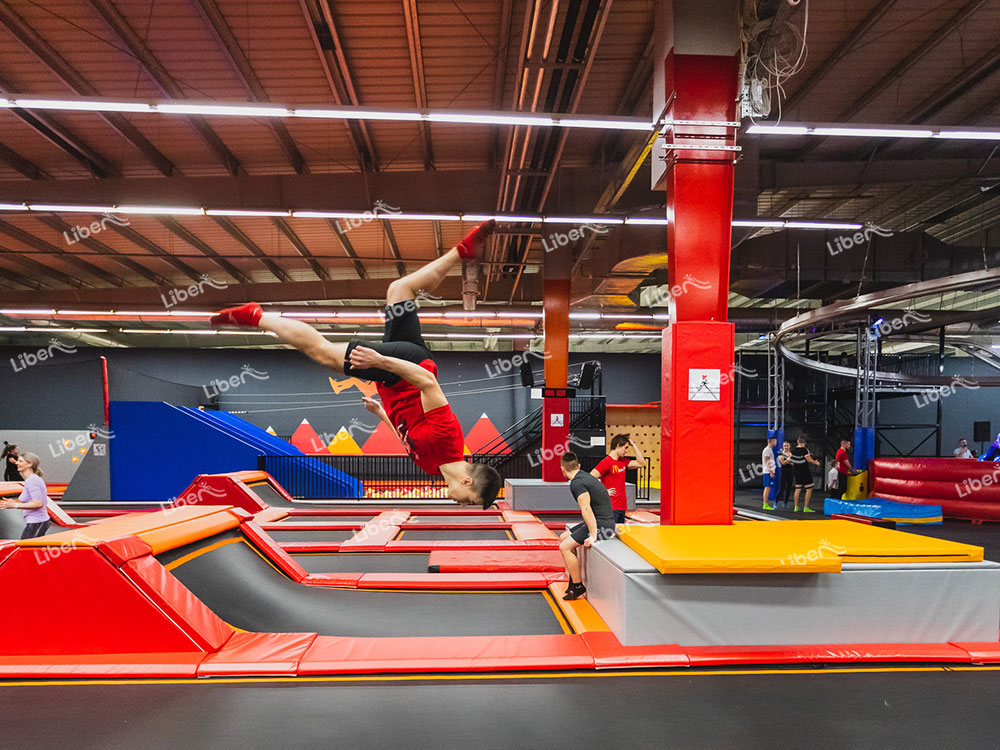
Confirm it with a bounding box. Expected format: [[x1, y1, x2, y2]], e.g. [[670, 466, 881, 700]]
[[570, 471, 615, 529], [789, 446, 813, 480]]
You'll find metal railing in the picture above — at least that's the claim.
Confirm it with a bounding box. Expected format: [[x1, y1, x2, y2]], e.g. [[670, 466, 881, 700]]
[[259, 448, 650, 501]]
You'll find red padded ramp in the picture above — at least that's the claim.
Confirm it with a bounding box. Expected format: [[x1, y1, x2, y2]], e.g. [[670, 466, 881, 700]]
[[0, 653, 207, 679], [298, 634, 595, 674], [428, 550, 565, 573]]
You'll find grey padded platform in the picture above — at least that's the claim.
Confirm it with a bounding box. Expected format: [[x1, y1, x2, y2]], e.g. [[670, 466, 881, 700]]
[[505, 479, 635, 511], [583, 538, 1000, 647]]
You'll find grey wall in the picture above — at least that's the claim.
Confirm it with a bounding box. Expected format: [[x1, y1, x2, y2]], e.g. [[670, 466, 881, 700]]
[[0, 346, 661, 439]]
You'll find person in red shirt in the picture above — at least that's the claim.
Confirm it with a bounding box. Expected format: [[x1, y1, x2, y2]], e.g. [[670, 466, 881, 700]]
[[590, 434, 644, 524], [835, 439, 859, 500], [210, 220, 502, 509]]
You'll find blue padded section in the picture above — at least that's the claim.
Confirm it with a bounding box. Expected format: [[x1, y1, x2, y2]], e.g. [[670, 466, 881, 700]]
[[823, 496, 943, 525], [108, 402, 361, 501]]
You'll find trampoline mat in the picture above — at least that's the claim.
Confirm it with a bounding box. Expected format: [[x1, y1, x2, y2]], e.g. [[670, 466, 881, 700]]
[[264, 530, 357, 543], [407, 515, 504, 524], [292, 553, 430, 573], [398, 529, 511, 541], [0, 512, 26, 540], [157, 534, 563, 637], [245, 482, 295, 507]]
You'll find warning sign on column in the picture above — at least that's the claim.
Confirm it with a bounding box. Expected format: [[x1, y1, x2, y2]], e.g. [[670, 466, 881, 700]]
[[688, 369, 721, 401]]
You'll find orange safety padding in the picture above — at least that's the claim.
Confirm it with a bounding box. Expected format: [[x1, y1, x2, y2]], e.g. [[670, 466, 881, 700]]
[[626, 511, 660, 524], [121, 555, 234, 652], [501, 511, 537, 523], [547, 582, 611, 633], [15, 505, 236, 548], [681, 642, 973, 666], [951, 642, 1000, 664], [139, 511, 242, 555], [580, 632, 690, 669], [0, 652, 208, 679], [303, 572, 364, 587], [253, 508, 289, 524], [428, 549, 565, 572], [198, 632, 319, 676], [0, 548, 210, 654], [510, 523, 558, 540], [96, 536, 154, 568], [339, 510, 410, 550], [297, 634, 595, 675], [355, 573, 552, 589], [241, 521, 309, 583]]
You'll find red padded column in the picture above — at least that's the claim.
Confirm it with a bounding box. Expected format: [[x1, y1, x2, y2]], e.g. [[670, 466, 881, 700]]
[[542, 277, 570, 482]]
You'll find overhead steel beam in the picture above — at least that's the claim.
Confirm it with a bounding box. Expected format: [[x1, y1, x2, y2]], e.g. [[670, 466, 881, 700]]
[[210, 216, 292, 283], [489, 0, 514, 169], [271, 217, 331, 282], [0, 219, 127, 286], [379, 219, 408, 277], [156, 217, 253, 284], [0, 255, 49, 289], [401, 0, 434, 169], [189, 0, 308, 174], [87, 0, 242, 176], [34, 214, 169, 286], [904, 41, 1000, 124], [760, 156, 1000, 191], [104, 222, 206, 284], [299, 0, 379, 171], [0, 73, 117, 178], [780, 0, 899, 113], [0, 141, 49, 180], [0, 241, 88, 288], [0, 2, 176, 176]]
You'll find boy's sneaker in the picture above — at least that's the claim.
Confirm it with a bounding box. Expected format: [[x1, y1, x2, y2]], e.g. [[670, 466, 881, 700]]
[[562, 581, 587, 601], [210, 302, 263, 327]]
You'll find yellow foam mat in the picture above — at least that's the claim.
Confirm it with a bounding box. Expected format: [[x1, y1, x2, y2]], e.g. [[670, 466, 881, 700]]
[[619, 520, 983, 574]]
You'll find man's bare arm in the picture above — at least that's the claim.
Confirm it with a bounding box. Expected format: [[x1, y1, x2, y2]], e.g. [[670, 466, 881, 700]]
[[349, 346, 448, 411]]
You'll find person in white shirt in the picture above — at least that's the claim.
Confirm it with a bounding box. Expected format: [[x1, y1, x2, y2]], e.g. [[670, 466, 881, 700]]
[[953, 438, 973, 459], [761, 436, 778, 510]]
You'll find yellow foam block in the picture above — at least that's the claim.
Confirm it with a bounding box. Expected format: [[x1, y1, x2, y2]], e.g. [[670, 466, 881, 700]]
[[619, 520, 983, 574]]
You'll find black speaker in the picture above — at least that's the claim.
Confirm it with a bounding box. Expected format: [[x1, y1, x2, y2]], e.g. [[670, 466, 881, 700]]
[[519, 360, 534, 388], [576, 361, 600, 390], [974, 421, 992, 443]]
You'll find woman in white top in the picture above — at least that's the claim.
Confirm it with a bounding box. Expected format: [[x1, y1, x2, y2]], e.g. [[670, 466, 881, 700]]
[[0, 451, 50, 539]]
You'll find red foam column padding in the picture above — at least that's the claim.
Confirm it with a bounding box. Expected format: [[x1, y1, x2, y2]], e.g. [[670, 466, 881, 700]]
[[661, 321, 734, 525], [541, 397, 570, 482]]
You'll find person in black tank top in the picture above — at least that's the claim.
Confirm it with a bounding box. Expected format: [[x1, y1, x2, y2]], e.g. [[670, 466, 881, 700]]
[[558, 451, 616, 601]]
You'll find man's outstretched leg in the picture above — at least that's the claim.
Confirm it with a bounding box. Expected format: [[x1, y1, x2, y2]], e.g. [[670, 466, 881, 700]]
[[385, 220, 495, 305], [211, 303, 347, 371]]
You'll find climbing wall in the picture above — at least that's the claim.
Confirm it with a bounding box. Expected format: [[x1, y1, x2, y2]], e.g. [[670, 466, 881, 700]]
[[606, 404, 661, 488]]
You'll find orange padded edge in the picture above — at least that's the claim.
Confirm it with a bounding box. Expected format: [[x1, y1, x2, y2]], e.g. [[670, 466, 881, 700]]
[[297, 634, 595, 674], [547, 582, 611, 633], [121, 555, 234, 652], [355, 573, 552, 589], [501, 511, 538, 523], [138, 511, 242, 555], [0, 653, 208, 678], [511, 523, 558, 540], [428, 549, 565, 572], [15, 505, 236, 548], [581, 632, 690, 669], [253, 507, 289, 524], [241, 521, 309, 583], [198, 632, 319, 676]]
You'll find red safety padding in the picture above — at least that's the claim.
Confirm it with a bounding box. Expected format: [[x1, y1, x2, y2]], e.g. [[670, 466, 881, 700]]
[[297, 634, 595, 675], [495, 501, 512, 510], [501, 511, 537, 523], [339, 511, 409, 550], [0, 541, 15, 568], [682, 642, 973, 666], [96, 535, 154, 568], [355, 573, 552, 589], [510, 523, 558, 540], [951, 642, 1000, 664], [302, 572, 363, 587], [240, 521, 309, 582], [253, 508, 289, 524], [0, 547, 211, 654], [173, 474, 266, 513], [386, 540, 560, 553], [869, 458, 1000, 521], [428, 549, 565, 572], [259, 523, 363, 532], [581, 632, 690, 669], [198, 632, 319, 676], [121, 555, 234, 652], [46, 499, 82, 528], [0, 652, 208, 679]]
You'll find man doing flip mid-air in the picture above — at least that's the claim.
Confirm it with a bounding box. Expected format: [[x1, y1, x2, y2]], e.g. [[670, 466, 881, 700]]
[[210, 220, 502, 509]]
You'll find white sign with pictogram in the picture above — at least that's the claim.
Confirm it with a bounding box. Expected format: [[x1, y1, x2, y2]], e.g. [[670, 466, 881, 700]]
[[688, 369, 721, 401]]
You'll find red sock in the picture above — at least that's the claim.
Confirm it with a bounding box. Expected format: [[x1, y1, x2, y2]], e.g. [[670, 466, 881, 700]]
[[456, 219, 496, 260], [210, 302, 263, 327]]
